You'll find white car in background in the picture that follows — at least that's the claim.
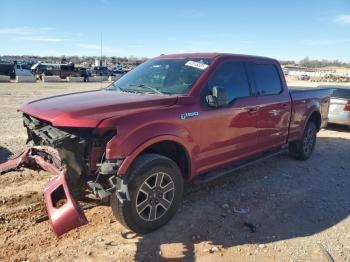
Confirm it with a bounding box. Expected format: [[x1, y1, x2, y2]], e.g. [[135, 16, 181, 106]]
[[298, 74, 310, 81], [325, 86, 350, 130], [14, 64, 33, 76]]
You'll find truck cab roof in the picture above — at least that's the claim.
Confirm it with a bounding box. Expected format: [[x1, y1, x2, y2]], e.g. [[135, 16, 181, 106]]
[[156, 53, 277, 63]]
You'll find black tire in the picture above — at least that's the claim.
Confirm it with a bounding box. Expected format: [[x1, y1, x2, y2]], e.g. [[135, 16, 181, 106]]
[[289, 121, 317, 160], [110, 153, 184, 234]]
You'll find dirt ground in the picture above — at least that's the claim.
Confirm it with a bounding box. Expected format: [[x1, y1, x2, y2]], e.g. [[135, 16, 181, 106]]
[[0, 80, 350, 262]]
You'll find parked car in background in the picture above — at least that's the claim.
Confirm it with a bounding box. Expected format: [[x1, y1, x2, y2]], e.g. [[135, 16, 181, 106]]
[[323, 86, 350, 130], [75, 67, 89, 81], [0, 63, 14, 77], [43, 64, 80, 79], [112, 64, 124, 72], [0, 62, 33, 78], [112, 68, 125, 79], [31, 63, 80, 79], [88, 66, 113, 76], [14, 63, 33, 77], [31, 62, 51, 78], [298, 74, 310, 81]]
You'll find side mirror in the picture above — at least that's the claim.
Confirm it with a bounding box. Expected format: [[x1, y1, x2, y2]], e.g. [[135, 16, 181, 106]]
[[206, 86, 228, 107]]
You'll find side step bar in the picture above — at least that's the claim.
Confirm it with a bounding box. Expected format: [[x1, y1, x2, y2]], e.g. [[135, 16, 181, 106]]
[[194, 147, 288, 185]]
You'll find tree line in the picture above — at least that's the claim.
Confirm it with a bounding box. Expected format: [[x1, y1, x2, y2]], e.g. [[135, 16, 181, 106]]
[[0, 55, 148, 65], [1, 55, 350, 68], [279, 57, 350, 67]]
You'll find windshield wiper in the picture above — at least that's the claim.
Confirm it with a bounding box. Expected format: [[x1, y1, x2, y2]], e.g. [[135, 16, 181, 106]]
[[127, 84, 163, 94], [105, 84, 136, 93]]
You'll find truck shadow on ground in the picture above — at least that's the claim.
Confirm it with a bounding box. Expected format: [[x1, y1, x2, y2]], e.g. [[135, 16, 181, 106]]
[[130, 136, 350, 261], [326, 123, 350, 133], [0, 146, 12, 164]]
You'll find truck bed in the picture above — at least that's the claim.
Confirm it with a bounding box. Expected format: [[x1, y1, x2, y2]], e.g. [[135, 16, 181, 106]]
[[289, 86, 331, 92], [288, 87, 331, 142]]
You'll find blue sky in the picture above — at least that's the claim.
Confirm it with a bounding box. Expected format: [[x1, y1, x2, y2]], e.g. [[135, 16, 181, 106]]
[[0, 0, 349, 61]]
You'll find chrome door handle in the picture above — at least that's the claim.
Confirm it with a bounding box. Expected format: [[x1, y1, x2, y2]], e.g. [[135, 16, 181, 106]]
[[248, 107, 259, 114]]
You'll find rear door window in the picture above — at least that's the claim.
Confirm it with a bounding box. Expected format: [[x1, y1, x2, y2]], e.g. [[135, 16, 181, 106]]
[[252, 63, 282, 95]]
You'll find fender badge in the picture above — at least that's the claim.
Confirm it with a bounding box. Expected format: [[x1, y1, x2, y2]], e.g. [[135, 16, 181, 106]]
[[180, 112, 199, 120]]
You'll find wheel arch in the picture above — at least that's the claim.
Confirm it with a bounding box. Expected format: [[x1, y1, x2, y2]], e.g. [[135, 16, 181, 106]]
[[117, 136, 192, 180], [306, 110, 322, 131]]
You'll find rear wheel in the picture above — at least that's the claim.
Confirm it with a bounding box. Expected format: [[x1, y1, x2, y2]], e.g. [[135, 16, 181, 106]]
[[289, 121, 317, 160], [110, 153, 183, 234]]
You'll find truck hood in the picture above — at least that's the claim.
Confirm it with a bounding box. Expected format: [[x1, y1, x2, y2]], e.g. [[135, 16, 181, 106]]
[[20, 89, 178, 127]]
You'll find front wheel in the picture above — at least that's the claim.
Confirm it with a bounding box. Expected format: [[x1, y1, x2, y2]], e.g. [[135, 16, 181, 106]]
[[110, 153, 184, 234], [289, 121, 317, 160]]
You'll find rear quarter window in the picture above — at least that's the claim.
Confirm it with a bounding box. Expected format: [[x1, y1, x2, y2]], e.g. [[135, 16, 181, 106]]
[[252, 63, 282, 95]]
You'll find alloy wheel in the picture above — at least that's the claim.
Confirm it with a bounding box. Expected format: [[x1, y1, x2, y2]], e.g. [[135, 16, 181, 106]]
[[303, 125, 316, 154], [135, 172, 175, 221]]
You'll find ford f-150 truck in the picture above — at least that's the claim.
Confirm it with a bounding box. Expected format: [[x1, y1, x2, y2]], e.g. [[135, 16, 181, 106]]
[[0, 53, 330, 236]]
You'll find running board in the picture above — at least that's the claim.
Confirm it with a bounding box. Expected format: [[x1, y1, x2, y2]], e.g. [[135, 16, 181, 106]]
[[193, 147, 288, 185]]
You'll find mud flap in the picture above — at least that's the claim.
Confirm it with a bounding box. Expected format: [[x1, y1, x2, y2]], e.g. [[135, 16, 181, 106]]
[[44, 170, 88, 236]]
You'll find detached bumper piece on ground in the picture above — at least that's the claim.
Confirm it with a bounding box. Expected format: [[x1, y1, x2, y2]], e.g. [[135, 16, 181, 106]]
[[0, 146, 87, 236]]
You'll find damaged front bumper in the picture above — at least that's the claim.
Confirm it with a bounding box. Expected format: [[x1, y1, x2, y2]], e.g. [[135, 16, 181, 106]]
[[44, 168, 88, 236], [87, 160, 130, 203], [0, 146, 87, 236]]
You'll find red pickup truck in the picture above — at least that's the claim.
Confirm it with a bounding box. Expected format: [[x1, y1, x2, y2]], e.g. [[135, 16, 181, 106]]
[[0, 53, 330, 235]]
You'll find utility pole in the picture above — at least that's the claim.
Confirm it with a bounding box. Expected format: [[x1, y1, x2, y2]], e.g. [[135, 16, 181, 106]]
[[100, 32, 103, 86], [100, 32, 103, 66]]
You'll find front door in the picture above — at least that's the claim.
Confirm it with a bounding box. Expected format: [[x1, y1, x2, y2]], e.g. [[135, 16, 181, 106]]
[[197, 61, 259, 174]]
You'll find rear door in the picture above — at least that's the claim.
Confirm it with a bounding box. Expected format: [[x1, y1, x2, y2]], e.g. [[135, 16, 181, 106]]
[[248, 62, 291, 151]]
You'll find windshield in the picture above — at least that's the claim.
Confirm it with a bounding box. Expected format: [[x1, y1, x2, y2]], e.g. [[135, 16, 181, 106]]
[[106, 58, 212, 95]]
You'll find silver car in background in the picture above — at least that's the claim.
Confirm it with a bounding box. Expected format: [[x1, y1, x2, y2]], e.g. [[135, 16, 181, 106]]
[[324, 86, 350, 130]]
